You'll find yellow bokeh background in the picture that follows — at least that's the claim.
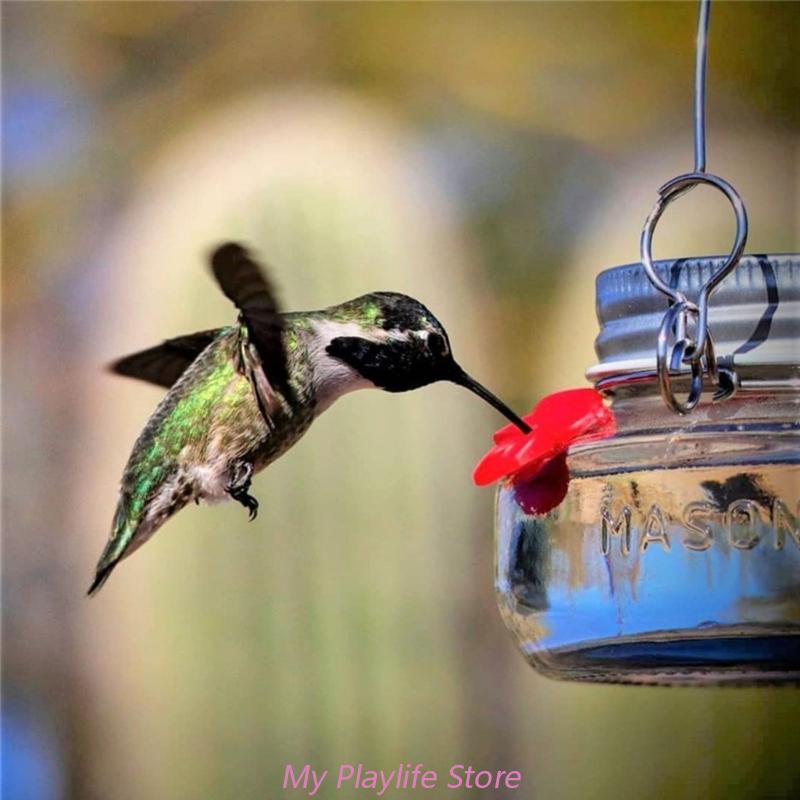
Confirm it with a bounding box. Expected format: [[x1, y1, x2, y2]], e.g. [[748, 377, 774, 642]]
[[3, 3, 798, 799]]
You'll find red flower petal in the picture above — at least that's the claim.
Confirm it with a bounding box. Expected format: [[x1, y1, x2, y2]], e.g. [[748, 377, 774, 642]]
[[472, 388, 614, 487], [512, 452, 570, 515]]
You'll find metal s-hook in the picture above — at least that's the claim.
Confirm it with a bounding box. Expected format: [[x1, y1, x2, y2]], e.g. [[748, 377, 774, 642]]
[[639, 0, 749, 414], [642, 172, 749, 360]]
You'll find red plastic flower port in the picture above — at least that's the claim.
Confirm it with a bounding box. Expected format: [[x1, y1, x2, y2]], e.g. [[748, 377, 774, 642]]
[[473, 388, 615, 514]]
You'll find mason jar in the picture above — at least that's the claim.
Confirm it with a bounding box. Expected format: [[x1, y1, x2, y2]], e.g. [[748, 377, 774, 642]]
[[496, 254, 799, 685]]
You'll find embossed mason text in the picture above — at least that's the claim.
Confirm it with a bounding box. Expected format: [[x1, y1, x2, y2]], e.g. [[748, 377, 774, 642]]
[[600, 498, 798, 554]]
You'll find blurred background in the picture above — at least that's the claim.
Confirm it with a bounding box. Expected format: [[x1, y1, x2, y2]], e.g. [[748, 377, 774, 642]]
[[3, 2, 799, 799]]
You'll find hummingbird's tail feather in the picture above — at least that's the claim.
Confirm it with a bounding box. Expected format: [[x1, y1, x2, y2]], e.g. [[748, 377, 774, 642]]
[[87, 562, 116, 596], [89, 474, 194, 595], [88, 498, 140, 596]]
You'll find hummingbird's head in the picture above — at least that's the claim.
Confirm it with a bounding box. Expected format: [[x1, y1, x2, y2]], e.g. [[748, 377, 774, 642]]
[[321, 292, 531, 432]]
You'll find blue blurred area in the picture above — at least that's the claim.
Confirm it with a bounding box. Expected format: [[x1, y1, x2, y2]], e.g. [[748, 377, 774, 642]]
[[2, 699, 64, 800], [3, 81, 91, 185]]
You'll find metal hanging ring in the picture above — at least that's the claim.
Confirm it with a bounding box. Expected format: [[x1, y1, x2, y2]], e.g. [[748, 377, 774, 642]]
[[640, 171, 748, 316], [656, 300, 704, 414]]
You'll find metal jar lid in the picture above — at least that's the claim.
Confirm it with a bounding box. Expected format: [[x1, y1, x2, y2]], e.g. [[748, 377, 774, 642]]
[[587, 254, 800, 391]]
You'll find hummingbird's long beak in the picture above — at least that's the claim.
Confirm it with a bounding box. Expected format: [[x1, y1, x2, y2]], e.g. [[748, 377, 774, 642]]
[[449, 364, 532, 434]]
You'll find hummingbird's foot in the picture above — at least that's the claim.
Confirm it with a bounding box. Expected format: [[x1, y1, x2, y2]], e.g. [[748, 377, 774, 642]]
[[226, 460, 259, 521], [230, 489, 259, 520]]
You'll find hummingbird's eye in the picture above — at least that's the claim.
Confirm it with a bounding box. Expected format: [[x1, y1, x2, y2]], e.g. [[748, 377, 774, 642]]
[[428, 332, 447, 358]]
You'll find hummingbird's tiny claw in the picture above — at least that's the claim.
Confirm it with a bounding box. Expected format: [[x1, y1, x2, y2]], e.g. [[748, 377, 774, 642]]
[[226, 460, 259, 520]]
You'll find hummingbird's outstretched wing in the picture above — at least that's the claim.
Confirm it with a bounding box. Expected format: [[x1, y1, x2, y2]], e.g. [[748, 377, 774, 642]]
[[109, 330, 220, 389], [210, 243, 290, 395]]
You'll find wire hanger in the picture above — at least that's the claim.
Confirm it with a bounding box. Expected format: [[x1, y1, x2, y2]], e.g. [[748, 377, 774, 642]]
[[639, 0, 749, 414]]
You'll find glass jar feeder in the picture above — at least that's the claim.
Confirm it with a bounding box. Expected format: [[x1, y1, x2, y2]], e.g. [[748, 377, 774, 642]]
[[495, 254, 799, 685]]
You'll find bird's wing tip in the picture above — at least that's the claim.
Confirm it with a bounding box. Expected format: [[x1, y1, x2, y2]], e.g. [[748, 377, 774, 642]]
[[209, 242, 249, 269]]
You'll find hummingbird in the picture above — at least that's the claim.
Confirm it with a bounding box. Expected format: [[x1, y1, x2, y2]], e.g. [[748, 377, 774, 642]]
[[88, 243, 531, 595]]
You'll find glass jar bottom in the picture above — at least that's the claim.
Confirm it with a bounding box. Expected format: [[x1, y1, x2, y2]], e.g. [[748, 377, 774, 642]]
[[523, 626, 800, 686]]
